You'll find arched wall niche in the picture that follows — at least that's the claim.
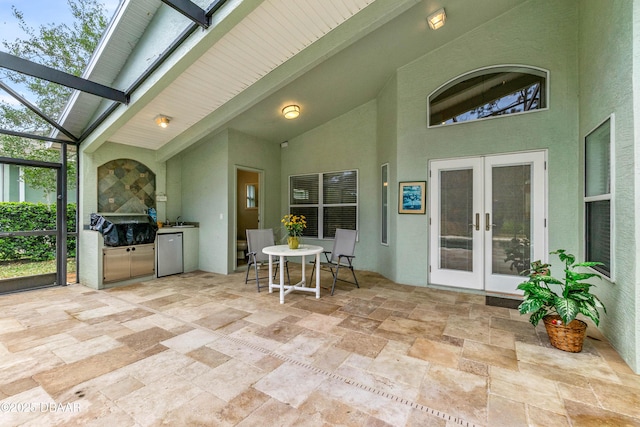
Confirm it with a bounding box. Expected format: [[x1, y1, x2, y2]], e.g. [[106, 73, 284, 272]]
[[97, 158, 156, 213]]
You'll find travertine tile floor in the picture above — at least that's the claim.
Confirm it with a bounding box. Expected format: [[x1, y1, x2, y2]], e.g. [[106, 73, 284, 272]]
[[1, 266, 639, 426]]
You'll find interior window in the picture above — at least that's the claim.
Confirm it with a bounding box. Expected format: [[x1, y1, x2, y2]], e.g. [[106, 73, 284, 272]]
[[246, 184, 257, 208], [429, 66, 548, 126]]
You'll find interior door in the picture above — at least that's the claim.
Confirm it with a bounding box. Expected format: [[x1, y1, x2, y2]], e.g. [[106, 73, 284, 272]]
[[429, 151, 546, 294]]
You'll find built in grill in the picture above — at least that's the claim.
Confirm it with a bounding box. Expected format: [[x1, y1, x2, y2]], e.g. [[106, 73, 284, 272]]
[[90, 214, 157, 247]]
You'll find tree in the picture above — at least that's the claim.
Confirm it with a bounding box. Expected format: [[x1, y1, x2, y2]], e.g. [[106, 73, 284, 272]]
[[0, 0, 108, 200]]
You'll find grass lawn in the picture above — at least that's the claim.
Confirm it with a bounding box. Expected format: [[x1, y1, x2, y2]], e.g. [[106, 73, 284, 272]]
[[0, 259, 76, 279]]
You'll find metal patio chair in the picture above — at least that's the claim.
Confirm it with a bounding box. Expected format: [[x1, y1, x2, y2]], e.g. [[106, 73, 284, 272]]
[[311, 228, 359, 295], [244, 228, 289, 291]]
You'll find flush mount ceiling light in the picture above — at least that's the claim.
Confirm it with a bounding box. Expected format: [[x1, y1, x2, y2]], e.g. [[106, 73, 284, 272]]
[[427, 8, 446, 30], [155, 115, 171, 128], [282, 105, 300, 119]]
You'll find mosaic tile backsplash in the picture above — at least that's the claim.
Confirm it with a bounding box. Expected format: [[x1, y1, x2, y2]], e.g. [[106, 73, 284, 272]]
[[98, 159, 156, 213]]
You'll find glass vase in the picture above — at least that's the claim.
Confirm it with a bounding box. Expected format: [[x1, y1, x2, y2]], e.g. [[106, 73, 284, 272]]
[[287, 236, 299, 249]]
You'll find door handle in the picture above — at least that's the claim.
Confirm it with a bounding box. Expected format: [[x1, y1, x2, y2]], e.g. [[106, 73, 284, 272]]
[[485, 213, 497, 231], [469, 213, 480, 231]]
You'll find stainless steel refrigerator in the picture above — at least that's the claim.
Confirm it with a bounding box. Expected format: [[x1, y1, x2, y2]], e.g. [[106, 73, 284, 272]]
[[157, 232, 184, 277]]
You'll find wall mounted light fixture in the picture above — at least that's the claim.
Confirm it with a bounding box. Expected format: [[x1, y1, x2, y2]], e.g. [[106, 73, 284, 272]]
[[427, 8, 446, 30], [155, 115, 171, 128], [282, 105, 300, 119]]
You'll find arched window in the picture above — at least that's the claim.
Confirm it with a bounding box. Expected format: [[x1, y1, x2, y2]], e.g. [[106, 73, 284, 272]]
[[428, 65, 548, 127]]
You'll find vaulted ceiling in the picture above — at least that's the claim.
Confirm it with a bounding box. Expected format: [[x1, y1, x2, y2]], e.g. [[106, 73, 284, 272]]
[[69, 0, 527, 161]]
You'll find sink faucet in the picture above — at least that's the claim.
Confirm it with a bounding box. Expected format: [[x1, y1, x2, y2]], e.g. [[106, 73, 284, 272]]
[[177, 216, 183, 226]]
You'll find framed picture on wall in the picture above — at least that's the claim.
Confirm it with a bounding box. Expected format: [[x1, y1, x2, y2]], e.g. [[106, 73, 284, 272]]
[[398, 181, 426, 214]]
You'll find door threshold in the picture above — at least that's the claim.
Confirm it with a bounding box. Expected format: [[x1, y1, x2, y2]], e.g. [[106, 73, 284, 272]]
[[485, 294, 522, 309]]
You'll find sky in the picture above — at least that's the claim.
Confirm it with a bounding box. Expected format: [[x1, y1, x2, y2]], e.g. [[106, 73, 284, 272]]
[[0, 0, 120, 40], [0, 0, 120, 104]]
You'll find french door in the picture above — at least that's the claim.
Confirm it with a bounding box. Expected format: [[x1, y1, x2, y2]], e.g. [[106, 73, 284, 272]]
[[429, 151, 546, 294]]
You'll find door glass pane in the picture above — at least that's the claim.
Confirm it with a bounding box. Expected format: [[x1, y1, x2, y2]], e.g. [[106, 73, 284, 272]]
[[440, 169, 473, 271], [492, 164, 531, 275]]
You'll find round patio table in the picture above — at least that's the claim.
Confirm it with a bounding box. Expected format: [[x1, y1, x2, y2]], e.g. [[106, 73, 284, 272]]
[[262, 244, 323, 304]]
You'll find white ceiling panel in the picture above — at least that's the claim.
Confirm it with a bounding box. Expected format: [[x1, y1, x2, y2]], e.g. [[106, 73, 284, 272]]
[[107, 0, 376, 149]]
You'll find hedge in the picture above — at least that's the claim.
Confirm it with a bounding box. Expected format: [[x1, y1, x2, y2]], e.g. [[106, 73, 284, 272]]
[[0, 202, 77, 261]]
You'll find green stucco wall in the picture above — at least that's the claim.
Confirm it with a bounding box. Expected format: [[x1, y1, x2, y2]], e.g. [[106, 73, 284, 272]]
[[228, 129, 282, 235], [376, 74, 398, 279], [280, 100, 378, 270], [393, 0, 580, 286], [165, 155, 182, 223], [228, 129, 282, 272], [179, 131, 230, 273], [78, 142, 166, 288], [173, 128, 281, 274], [579, 0, 638, 372]]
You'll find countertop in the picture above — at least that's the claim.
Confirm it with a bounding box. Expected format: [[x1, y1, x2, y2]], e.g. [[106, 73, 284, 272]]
[[157, 225, 198, 233]]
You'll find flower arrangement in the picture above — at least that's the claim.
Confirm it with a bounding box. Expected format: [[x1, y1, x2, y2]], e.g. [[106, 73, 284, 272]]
[[281, 214, 306, 237]]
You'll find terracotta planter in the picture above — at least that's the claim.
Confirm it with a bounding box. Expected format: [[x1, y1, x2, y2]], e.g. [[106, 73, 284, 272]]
[[543, 314, 587, 353], [287, 236, 299, 249]]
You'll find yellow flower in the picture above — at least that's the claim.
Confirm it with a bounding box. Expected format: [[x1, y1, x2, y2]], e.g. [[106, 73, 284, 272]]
[[281, 213, 307, 237]]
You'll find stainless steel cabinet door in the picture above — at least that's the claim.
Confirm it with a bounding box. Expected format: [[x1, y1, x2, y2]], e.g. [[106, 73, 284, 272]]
[[130, 244, 155, 278], [103, 247, 131, 283]]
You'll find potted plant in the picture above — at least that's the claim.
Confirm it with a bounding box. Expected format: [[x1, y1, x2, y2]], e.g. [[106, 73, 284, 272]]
[[517, 249, 606, 352], [281, 214, 306, 249]]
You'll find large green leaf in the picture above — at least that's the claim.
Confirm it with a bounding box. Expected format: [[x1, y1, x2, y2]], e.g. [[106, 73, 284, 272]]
[[528, 286, 554, 300], [593, 295, 607, 312], [567, 282, 592, 292], [518, 298, 545, 315], [566, 270, 600, 282], [554, 298, 579, 324], [534, 275, 563, 285], [574, 261, 604, 268], [578, 303, 600, 326], [551, 249, 575, 265], [517, 281, 534, 291], [528, 310, 547, 326]]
